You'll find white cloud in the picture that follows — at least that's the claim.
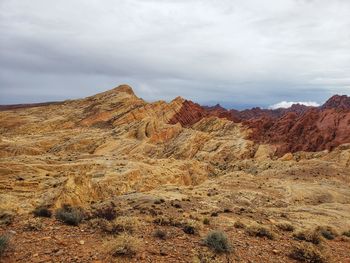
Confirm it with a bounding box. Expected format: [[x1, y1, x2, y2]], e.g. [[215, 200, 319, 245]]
[[269, 101, 320, 109]]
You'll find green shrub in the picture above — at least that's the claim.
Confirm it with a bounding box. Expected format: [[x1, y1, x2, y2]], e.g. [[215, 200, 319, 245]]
[[289, 243, 327, 263], [0, 235, 9, 257], [33, 206, 52, 218], [204, 231, 231, 253], [55, 205, 83, 226]]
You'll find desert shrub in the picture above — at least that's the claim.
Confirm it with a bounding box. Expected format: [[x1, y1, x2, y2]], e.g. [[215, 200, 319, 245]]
[[94, 206, 117, 221], [33, 206, 52, 218], [92, 216, 140, 234], [203, 217, 210, 225], [246, 225, 275, 240], [315, 226, 338, 240], [0, 210, 14, 226], [106, 233, 141, 257], [55, 205, 83, 226], [289, 243, 327, 263], [234, 221, 245, 229], [153, 229, 167, 240], [113, 216, 140, 233], [343, 230, 350, 237], [204, 231, 231, 253], [182, 219, 200, 235], [154, 198, 165, 205], [0, 235, 9, 257], [153, 216, 182, 227], [24, 218, 43, 231], [294, 230, 322, 245], [277, 222, 295, 232]]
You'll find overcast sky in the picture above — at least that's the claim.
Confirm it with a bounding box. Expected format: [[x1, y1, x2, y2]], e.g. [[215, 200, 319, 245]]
[[1, 0, 350, 109]]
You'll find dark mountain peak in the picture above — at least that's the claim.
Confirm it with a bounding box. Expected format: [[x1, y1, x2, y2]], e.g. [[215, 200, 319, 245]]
[[322, 95, 350, 110]]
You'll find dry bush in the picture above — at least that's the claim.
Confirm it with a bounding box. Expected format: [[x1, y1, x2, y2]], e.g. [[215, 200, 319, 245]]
[[153, 216, 182, 227], [24, 218, 44, 231], [204, 231, 231, 253], [315, 226, 338, 240], [153, 229, 167, 240], [105, 234, 141, 257], [90, 216, 140, 234], [343, 230, 350, 237], [289, 243, 327, 263], [182, 219, 201, 235], [276, 222, 295, 232], [234, 221, 246, 229], [203, 217, 210, 225], [33, 206, 52, 218], [294, 229, 322, 245], [246, 225, 276, 240], [0, 235, 9, 257], [113, 216, 140, 233], [93, 206, 117, 221], [0, 210, 14, 226], [55, 205, 84, 226]]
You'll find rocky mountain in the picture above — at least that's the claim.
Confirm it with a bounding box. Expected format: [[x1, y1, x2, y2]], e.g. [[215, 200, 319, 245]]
[[0, 85, 349, 262]]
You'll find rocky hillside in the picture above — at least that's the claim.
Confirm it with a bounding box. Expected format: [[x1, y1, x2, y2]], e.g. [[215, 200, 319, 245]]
[[0, 85, 349, 262]]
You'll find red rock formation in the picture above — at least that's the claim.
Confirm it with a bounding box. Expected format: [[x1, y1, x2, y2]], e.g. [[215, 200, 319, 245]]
[[245, 96, 350, 156], [170, 94, 350, 156], [168, 100, 208, 127]]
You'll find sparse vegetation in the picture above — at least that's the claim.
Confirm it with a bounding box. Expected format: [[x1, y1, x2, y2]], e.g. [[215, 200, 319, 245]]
[[113, 216, 140, 233], [343, 230, 350, 237], [33, 206, 52, 218], [0, 210, 14, 226], [154, 198, 165, 205], [289, 243, 327, 263], [294, 230, 322, 245], [277, 222, 295, 232], [315, 226, 338, 240], [106, 233, 141, 257], [0, 235, 9, 257], [90, 216, 140, 234], [203, 217, 210, 225], [246, 225, 276, 240], [55, 205, 83, 226], [182, 219, 200, 235], [153, 229, 167, 240], [94, 206, 117, 221], [24, 218, 43, 231], [204, 231, 231, 253], [234, 220, 245, 229]]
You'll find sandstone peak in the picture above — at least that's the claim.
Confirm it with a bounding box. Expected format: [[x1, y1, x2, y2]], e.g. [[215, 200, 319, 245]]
[[171, 96, 186, 104], [110, 84, 135, 95]]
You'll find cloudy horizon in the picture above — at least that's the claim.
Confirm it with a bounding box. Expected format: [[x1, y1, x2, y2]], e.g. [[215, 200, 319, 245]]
[[1, 0, 350, 109]]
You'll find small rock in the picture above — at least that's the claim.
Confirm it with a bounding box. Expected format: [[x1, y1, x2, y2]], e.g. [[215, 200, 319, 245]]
[[79, 240, 85, 245], [272, 249, 279, 254]]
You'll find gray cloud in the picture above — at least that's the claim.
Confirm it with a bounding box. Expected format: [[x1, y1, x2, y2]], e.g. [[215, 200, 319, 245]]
[[0, 0, 349, 108]]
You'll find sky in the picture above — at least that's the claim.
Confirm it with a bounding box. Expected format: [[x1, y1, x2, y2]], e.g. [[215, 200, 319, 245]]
[[1, 0, 350, 109]]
